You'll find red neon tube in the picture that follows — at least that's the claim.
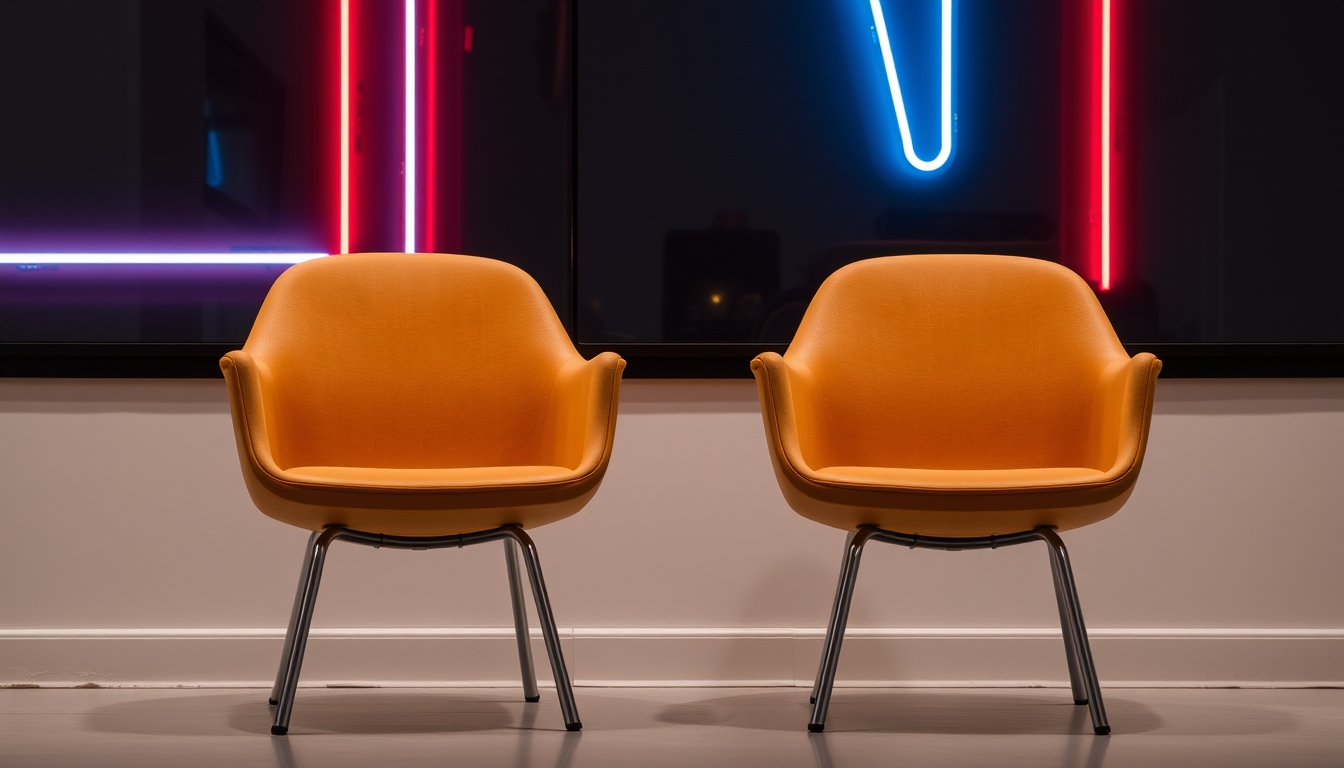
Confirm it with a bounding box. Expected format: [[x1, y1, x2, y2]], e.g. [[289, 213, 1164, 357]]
[[426, 0, 439, 252], [1100, 0, 1112, 291], [340, 0, 351, 254]]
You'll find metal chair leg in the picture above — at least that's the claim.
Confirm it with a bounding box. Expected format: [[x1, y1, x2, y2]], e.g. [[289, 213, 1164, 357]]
[[505, 538, 541, 702], [811, 531, 857, 704], [271, 531, 321, 706], [272, 527, 340, 736], [809, 527, 875, 732], [1049, 546, 1089, 705], [506, 526, 582, 731], [1037, 528, 1110, 735]]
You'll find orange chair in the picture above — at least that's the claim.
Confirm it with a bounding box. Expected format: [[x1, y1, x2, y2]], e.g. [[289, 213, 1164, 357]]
[[222, 253, 624, 734], [752, 254, 1161, 734]]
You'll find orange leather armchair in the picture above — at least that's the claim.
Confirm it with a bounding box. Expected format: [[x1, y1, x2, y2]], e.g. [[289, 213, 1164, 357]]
[[752, 254, 1160, 734], [222, 252, 624, 734]]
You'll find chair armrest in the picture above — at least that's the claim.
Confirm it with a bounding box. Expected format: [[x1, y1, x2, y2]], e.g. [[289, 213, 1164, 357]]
[[1089, 352, 1163, 478], [546, 352, 626, 474], [220, 350, 285, 477], [751, 351, 819, 478]]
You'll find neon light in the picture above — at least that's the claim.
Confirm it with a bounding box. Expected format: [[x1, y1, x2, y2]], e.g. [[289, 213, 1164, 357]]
[[425, 0, 438, 252], [0, 254, 328, 265], [869, 0, 954, 172], [205, 130, 224, 189], [404, 0, 417, 253], [340, 0, 351, 254], [1099, 0, 1112, 290]]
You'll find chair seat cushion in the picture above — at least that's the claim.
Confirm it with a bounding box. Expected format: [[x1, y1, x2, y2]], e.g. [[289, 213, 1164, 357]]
[[282, 464, 578, 490], [234, 460, 608, 537], [810, 465, 1109, 492]]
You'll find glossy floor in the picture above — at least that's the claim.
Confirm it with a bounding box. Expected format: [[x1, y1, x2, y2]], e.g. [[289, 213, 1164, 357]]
[[1, 687, 1340, 767]]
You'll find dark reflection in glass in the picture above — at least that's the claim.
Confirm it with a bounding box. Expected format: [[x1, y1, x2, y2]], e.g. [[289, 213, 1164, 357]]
[[0, 0, 573, 345], [0, 0, 329, 344], [203, 11, 287, 226], [577, 0, 1342, 345], [662, 213, 780, 342]]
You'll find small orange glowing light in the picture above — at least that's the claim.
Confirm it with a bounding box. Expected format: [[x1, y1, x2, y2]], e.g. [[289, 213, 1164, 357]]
[[710, 294, 723, 305]]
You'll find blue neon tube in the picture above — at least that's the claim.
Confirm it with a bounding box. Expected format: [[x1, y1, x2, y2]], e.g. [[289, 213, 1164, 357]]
[[869, 0, 954, 172]]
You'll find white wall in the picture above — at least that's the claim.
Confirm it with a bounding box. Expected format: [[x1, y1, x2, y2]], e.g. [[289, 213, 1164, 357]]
[[1, 378, 1340, 687]]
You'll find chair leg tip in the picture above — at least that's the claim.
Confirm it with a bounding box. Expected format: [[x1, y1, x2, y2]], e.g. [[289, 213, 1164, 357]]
[[807, 723, 825, 733], [565, 722, 583, 732], [1094, 725, 1111, 735], [268, 698, 278, 706], [525, 695, 541, 703], [1074, 698, 1088, 705], [808, 696, 816, 704], [270, 725, 288, 736]]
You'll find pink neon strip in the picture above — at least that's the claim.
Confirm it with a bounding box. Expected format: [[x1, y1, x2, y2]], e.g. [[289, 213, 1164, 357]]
[[404, 0, 417, 253], [1100, 0, 1112, 291], [340, 0, 351, 254], [426, 0, 438, 252]]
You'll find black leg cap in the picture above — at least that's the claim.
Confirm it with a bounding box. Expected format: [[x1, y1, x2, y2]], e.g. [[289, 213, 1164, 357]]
[[807, 723, 825, 733], [1094, 725, 1111, 735], [1074, 699, 1088, 706], [525, 695, 541, 703], [270, 725, 288, 736], [565, 722, 583, 732], [808, 696, 816, 704], [268, 698, 278, 706]]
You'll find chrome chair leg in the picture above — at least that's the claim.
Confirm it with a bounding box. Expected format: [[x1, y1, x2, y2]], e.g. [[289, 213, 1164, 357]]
[[809, 527, 875, 732], [506, 526, 582, 731], [272, 527, 339, 736], [1037, 528, 1110, 735], [270, 531, 321, 706], [505, 538, 541, 702], [811, 530, 857, 704], [1049, 547, 1089, 705]]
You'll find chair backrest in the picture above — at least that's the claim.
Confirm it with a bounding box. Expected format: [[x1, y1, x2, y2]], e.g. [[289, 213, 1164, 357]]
[[786, 254, 1128, 471], [244, 253, 578, 470]]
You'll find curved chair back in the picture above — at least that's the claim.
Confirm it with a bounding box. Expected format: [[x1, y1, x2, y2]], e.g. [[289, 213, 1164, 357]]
[[786, 254, 1129, 472], [244, 252, 579, 471]]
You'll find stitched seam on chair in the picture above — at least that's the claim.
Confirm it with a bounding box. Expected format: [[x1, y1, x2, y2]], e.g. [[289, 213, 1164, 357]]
[[261, 472, 597, 495], [796, 475, 1127, 496]]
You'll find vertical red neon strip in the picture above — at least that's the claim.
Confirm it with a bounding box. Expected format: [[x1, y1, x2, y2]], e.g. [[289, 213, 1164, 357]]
[[1100, 0, 1112, 291], [425, 0, 439, 252], [339, 0, 350, 254], [404, 0, 417, 253]]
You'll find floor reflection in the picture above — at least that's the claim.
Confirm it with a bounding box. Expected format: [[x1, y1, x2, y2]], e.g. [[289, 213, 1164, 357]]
[[656, 690, 1168, 735]]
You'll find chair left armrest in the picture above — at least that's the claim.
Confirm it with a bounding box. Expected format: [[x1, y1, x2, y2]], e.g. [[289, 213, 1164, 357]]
[[1088, 352, 1163, 479]]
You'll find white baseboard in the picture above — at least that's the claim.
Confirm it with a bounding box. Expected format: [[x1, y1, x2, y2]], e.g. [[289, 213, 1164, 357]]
[[2, 628, 1339, 688]]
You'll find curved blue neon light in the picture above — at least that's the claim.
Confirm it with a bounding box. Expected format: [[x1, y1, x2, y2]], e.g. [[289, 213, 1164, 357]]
[[869, 0, 954, 172]]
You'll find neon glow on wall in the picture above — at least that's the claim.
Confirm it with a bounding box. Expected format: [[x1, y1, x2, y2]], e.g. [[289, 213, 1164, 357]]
[[0, 254, 328, 265], [869, 0, 954, 172]]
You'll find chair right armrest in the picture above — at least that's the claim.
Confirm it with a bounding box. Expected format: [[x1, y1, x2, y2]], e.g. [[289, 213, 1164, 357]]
[[1090, 352, 1163, 480]]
